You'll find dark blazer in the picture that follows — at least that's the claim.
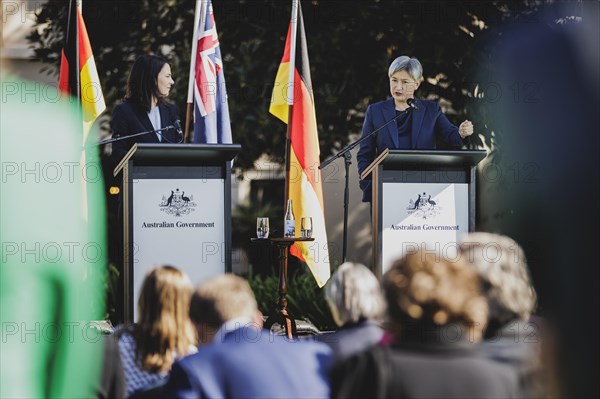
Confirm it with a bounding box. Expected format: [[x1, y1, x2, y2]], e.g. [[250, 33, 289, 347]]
[[482, 319, 545, 398], [331, 340, 519, 399], [162, 327, 331, 399], [318, 319, 384, 364], [96, 336, 126, 399], [111, 100, 180, 164], [356, 98, 464, 202]]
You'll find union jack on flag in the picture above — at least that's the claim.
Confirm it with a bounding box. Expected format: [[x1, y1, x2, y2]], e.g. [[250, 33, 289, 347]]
[[188, 0, 232, 144]]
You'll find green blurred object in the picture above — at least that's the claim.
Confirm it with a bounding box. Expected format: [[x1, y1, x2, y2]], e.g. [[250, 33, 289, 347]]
[[0, 73, 107, 397]]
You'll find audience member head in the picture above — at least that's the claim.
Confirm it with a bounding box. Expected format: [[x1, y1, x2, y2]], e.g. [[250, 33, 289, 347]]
[[189, 274, 262, 343], [136, 265, 196, 373], [325, 262, 386, 327], [459, 232, 537, 328], [383, 251, 488, 341]]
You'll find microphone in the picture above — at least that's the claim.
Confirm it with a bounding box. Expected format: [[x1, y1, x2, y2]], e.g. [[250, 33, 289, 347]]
[[174, 120, 183, 141], [94, 124, 179, 147], [407, 98, 419, 110], [320, 107, 408, 170]]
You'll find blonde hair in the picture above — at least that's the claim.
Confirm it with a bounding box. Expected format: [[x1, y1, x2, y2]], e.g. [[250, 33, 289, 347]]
[[189, 274, 258, 328], [325, 262, 386, 327], [135, 265, 196, 373], [459, 232, 537, 323], [383, 251, 488, 340]]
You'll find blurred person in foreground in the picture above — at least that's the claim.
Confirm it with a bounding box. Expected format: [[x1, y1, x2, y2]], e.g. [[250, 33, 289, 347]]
[[162, 274, 331, 398], [331, 251, 519, 399], [0, 72, 107, 395], [357, 55, 474, 202], [460, 232, 543, 397], [322, 262, 386, 363], [114, 266, 197, 397], [484, 3, 599, 396]]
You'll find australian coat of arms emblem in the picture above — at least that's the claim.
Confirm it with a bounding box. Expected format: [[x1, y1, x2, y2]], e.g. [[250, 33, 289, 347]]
[[406, 192, 441, 219], [159, 188, 197, 216]]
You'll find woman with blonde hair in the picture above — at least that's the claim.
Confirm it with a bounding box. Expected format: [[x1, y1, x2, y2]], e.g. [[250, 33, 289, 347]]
[[115, 265, 196, 397]]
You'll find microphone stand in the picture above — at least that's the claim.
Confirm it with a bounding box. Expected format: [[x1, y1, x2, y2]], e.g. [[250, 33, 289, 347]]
[[91, 125, 179, 147], [319, 110, 409, 263]]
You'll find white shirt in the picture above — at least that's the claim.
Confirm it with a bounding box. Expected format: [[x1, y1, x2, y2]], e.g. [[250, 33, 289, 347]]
[[147, 106, 162, 142]]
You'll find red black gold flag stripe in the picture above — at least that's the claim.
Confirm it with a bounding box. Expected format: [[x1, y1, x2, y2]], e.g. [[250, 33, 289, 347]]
[[59, 0, 105, 142], [58, 0, 106, 221], [270, 1, 330, 287]]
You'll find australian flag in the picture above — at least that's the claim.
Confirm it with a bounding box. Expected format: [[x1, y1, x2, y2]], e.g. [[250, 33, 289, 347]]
[[191, 0, 232, 144]]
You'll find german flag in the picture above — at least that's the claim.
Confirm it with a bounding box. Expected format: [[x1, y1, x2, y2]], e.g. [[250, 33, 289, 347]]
[[59, 0, 105, 143], [270, 1, 330, 287], [58, 0, 106, 221]]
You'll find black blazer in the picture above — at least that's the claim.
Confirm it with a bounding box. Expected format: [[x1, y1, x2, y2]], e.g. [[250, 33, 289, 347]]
[[110, 100, 180, 164], [331, 341, 519, 399]]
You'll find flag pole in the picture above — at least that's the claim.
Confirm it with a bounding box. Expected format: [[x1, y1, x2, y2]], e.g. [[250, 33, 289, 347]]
[[184, 101, 193, 143], [70, 0, 83, 141], [185, 0, 205, 143], [284, 0, 299, 205], [66, 0, 80, 104]]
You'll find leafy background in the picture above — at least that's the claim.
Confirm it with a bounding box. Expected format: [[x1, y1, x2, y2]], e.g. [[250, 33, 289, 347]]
[[29, 0, 554, 168], [27, 0, 585, 328]]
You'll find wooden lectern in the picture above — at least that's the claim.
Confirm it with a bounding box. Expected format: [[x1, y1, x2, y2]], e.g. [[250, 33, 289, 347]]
[[361, 149, 486, 277], [114, 143, 240, 322]]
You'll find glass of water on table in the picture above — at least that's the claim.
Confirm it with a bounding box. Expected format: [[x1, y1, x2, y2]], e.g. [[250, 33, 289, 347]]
[[300, 217, 313, 238], [256, 217, 269, 239]]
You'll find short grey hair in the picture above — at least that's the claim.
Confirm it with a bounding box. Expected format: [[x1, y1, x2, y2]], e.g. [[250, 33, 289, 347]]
[[459, 233, 537, 323], [325, 262, 386, 327], [388, 56, 424, 82]]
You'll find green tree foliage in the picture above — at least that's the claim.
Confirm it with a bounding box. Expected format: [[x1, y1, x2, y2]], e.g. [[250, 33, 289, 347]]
[[29, 0, 554, 170]]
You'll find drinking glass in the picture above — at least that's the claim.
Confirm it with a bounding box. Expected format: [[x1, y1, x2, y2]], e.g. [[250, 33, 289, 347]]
[[300, 217, 313, 238], [256, 217, 269, 239]]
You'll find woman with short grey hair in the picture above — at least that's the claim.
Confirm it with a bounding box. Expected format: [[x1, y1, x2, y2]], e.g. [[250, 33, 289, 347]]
[[459, 232, 543, 398], [323, 262, 386, 362], [459, 232, 537, 328], [357, 55, 474, 202], [387, 55, 424, 83]]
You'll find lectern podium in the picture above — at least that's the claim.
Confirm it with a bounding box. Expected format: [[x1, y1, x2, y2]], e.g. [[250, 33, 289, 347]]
[[114, 143, 241, 322], [361, 149, 486, 277]]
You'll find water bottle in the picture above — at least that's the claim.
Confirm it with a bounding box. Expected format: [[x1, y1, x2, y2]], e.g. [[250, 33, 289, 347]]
[[284, 199, 295, 237]]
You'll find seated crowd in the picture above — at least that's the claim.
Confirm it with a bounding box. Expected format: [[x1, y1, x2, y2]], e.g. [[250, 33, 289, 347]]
[[103, 232, 544, 399]]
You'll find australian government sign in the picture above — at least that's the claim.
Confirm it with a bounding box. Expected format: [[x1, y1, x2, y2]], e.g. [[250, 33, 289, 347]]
[[382, 182, 469, 273], [132, 178, 224, 319]]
